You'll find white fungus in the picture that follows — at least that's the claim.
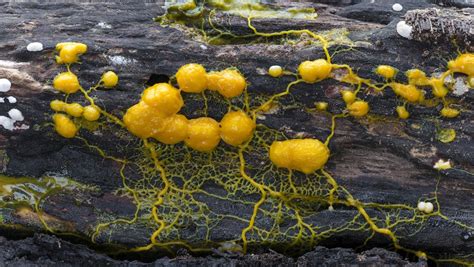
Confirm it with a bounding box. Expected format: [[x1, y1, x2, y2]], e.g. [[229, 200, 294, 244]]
[[424, 202, 434, 213], [0, 98, 4, 103], [8, 108, 24, 121], [452, 77, 469, 96], [0, 78, 12, 92], [0, 116, 14, 131], [396, 21, 413, 39], [392, 3, 403, 12], [417, 201, 426, 212], [7, 96, 17, 103], [26, 42, 44, 52]]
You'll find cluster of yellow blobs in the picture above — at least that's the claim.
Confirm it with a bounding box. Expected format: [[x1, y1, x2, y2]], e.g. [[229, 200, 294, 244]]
[[123, 64, 255, 152], [50, 42, 118, 138]]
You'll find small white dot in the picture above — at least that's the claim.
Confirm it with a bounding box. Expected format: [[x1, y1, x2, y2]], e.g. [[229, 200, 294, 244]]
[[0, 78, 11, 92], [424, 202, 434, 213], [26, 42, 44, 52], [417, 201, 426, 212], [392, 3, 403, 12], [8, 108, 24, 121]]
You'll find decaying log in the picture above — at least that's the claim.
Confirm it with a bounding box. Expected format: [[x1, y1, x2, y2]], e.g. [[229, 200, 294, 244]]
[[0, 0, 472, 265]]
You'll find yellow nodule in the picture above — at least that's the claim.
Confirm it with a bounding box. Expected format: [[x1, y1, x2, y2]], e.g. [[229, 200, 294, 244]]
[[83, 105, 101, 121], [65, 102, 84, 117], [298, 59, 332, 83], [406, 69, 429, 86], [220, 111, 255, 146], [269, 138, 329, 174], [429, 78, 448, 98], [448, 53, 473, 77], [142, 83, 183, 115], [53, 72, 81, 94], [375, 65, 397, 79], [206, 69, 247, 98], [390, 83, 422, 103], [153, 114, 189, 145], [440, 107, 460, 118], [348, 100, 369, 117], [53, 114, 77, 138], [50, 100, 66, 112], [341, 90, 356, 104], [315, 101, 328, 111], [101, 71, 119, 88], [268, 65, 283, 78], [55, 42, 87, 64], [123, 101, 167, 139], [176, 63, 207, 93], [185, 117, 220, 152], [396, 106, 409, 119]]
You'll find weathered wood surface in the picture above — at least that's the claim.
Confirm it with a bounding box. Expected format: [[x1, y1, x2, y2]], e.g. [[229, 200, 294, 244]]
[[0, 0, 473, 265]]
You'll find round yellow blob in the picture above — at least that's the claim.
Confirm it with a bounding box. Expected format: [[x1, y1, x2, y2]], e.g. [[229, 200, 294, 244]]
[[123, 101, 167, 139], [448, 53, 473, 77], [185, 117, 220, 152], [298, 59, 332, 83], [153, 114, 189, 145], [430, 78, 448, 98], [216, 69, 247, 98], [65, 102, 84, 117], [375, 65, 397, 79], [440, 107, 460, 118], [269, 138, 330, 174], [396, 106, 409, 119], [142, 83, 183, 115], [53, 114, 77, 138], [406, 69, 429, 86], [341, 90, 356, 104], [176, 63, 207, 93], [348, 100, 369, 117], [268, 65, 283, 77], [315, 101, 328, 111], [55, 42, 87, 64], [50, 100, 66, 112], [83, 105, 101, 121], [220, 111, 255, 146], [53, 72, 81, 94], [101, 71, 119, 88], [390, 83, 422, 103]]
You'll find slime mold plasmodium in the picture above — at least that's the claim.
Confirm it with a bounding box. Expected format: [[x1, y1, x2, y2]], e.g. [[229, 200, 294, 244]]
[[33, 5, 474, 265]]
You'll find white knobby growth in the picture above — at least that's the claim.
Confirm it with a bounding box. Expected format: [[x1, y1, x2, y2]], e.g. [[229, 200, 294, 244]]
[[0, 78, 11, 92], [396, 21, 413, 39], [27, 42, 44, 52]]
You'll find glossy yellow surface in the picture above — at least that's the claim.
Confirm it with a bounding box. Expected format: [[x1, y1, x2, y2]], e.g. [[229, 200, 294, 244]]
[[176, 63, 208, 93], [298, 59, 332, 83], [220, 111, 256, 146], [142, 83, 183, 115], [215, 69, 247, 98], [123, 101, 167, 139], [341, 90, 356, 104], [65, 102, 84, 117], [50, 100, 66, 112], [185, 117, 221, 152], [153, 114, 189, 145], [390, 83, 422, 103], [406, 69, 429, 86], [396, 106, 409, 119], [55, 42, 87, 64], [53, 72, 81, 94], [429, 78, 448, 98], [101, 71, 119, 88], [448, 53, 474, 77], [268, 65, 283, 77], [53, 114, 77, 138], [348, 100, 369, 117], [375, 65, 397, 79], [83, 105, 101, 121], [269, 138, 329, 174], [315, 101, 328, 111], [440, 107, 460, 118]]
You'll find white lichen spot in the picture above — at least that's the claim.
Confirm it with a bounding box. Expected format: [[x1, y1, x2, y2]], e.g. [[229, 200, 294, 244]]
[[97, 22, 112, 29], [396, 21, 413, 39], [433, 159, 451, 171], [26, 42, 43, 52], [392, 3, 403, 12], [452, 77, 469, 96], [0, 78, 12, 92], [0, 116, 14, 131], [8, 108, 24, 121], [200, 44, 208, 50], [7, 96, 17, 103], [107, 55, 136, 66], [0, 97, 4, 103]]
